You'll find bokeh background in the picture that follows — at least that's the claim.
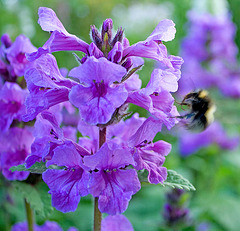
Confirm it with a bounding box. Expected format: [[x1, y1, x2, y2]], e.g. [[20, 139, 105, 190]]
[[1, 0, 240, 230]]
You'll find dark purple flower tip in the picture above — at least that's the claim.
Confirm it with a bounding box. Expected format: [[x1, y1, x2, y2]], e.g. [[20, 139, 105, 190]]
[[91, 25, 102, 49], [1, 34, 12, 48], [111, 27, 124, 47]]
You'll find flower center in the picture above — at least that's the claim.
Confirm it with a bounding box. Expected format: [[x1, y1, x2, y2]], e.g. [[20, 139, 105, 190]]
[[93, 81, 107, 98]]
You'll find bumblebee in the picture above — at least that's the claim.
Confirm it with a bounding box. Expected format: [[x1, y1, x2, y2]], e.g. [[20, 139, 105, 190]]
[[177, 90, 216, 131]]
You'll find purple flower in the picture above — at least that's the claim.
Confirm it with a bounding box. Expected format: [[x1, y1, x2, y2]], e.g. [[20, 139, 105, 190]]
[[25, 111, 79, 168], [0, 127, 34, 180], [27, 7, 89, 62], [128, 117, 171, 184], [23, 54, 77, 121], [11, 221, 78, 231], [27, 7, 176, 71], [127, 69, 179, 130], [42, 141, 90, 212], [178, 12, 240, 97], [69, 56, 127, 125], [102, 215, 134, 231], [83, 142, 141, 215], [179, 122, 239, 156], [0, 34, 36, 83], [0, 81, 28, 132]]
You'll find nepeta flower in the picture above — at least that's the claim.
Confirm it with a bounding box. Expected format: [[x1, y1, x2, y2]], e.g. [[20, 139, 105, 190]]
[[83, 142, 141, 215], [0, 82, 28, 132], [102, 215, 134, 231], [0, 34, 36, 82], [0, 127, 34, 180], [69, 56, 127, 125], [23, 54, 77, 122]]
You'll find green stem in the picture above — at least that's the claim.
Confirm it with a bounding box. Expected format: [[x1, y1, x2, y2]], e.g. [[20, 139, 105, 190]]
[[94, 197, 102, 231], [24, 199, 34, 231], [93, 127, 107, 231]]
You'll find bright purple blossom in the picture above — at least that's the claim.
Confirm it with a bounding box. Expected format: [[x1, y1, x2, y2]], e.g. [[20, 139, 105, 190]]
[[102, 215, 134, 231], [69, 56, 127, 125], [179, 122, 239, 156], [42, 141, 90, 212], [0, 34, 36, 82], [11, 221, 78, 231], [127, 69, 179, 130], [128, 117, 171, 184], [0, 127, 34, 180], [27, 7, 89, 62], [84, 142, 141, 215], [27, 7, 176, 71], [23, 54, 77, 121], [25, 111, 78, 168], [0, 81, 28, 132]]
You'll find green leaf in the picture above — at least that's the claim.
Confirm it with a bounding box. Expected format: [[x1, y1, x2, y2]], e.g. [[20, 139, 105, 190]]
[[10, 162, 63, 174], [12, 181, 53, 218], [138, 169, 196, 191], [162, 170, 196, 191]]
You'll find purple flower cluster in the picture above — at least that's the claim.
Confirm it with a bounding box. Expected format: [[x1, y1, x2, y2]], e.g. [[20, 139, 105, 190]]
[[1, 6, 183, 219], [178, 12, 240, 98], [0, 33, 36, 181]]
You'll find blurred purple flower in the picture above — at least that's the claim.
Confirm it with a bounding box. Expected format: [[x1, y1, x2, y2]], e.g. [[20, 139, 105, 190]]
[[0, 81, 28, 132], [11, 221, 78, 231], [178, 12, 240, 98], [102, 215, 134, 231], [179, 122, 239, 156], [0, 34, 36, 83], [0, 127, 34, 180]]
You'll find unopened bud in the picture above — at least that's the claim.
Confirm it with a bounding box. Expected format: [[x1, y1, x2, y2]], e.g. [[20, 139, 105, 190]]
[[111, 27, 124, 47], [91, 25, 102, 49]]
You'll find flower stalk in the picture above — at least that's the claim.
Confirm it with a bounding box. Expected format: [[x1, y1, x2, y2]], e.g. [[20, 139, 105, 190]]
[[93, 127, 107, 231], [24, 198, 34, 231]]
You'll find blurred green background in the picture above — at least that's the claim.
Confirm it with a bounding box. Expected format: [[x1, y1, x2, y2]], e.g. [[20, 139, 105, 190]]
[[1, 0, 240, 230]]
